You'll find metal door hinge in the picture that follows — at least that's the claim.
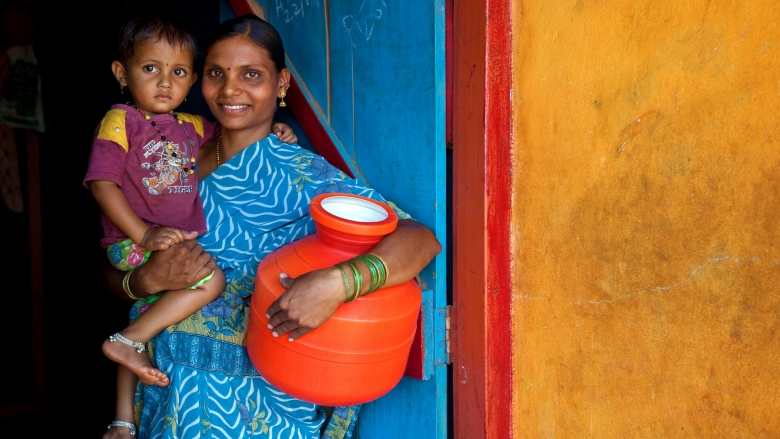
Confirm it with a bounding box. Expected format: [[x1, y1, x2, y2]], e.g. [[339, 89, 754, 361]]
[[434, 305, 452, 366], [445, 305, 451, 357]]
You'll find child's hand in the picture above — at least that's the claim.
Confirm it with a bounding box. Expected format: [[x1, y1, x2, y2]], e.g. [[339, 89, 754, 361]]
[[139, 227, 191, 251], [272, 122, 298, 144]]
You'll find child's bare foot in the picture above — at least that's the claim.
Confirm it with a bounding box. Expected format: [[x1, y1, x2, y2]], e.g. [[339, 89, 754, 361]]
[[103, 333, 170, 386], [104, 421, 136, 439]]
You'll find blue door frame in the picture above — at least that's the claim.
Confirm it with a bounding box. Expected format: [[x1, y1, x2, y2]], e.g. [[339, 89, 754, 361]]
[[221, 1, 448, 437]]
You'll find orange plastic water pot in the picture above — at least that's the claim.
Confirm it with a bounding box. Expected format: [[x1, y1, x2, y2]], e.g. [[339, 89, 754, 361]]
[[246, 193, 422, 406]]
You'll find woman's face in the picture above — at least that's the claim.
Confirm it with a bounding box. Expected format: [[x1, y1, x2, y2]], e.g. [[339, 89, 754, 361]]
[[202, 35, 289, 137]]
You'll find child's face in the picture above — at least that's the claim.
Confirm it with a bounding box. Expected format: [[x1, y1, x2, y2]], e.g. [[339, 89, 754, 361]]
[[113, 40, 197, 115]]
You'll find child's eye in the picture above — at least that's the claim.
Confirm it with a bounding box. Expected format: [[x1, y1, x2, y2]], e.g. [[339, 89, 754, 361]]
[[173, 68, 187, 77], [143, 65, 158, 73]]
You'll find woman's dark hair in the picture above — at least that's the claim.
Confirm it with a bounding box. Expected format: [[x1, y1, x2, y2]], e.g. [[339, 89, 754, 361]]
[[117, 16, 198, 65], [206, 14, 286, 72]]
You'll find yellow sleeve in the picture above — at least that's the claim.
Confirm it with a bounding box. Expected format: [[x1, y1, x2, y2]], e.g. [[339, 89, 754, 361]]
[[172, 112, 205, 138], [96, 109, 129, 152]]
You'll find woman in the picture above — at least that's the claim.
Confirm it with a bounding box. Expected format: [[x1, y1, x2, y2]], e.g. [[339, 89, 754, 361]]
[[103, 14, 441, 439]]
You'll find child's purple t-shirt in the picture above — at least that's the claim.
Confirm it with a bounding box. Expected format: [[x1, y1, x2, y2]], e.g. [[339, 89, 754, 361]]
[[84, 104, 216, 247]]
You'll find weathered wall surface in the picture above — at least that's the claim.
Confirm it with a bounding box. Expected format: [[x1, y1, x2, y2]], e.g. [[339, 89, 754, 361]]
[[511, 1, 780, 437]]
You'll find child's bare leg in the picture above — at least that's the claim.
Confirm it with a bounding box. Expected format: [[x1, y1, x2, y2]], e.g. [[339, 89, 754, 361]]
[[104, 365, 138, 439], [103, 268, 226, 386]]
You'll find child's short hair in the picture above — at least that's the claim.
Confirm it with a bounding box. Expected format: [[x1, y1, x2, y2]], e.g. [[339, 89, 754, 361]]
[[117, 16, 198, 65]]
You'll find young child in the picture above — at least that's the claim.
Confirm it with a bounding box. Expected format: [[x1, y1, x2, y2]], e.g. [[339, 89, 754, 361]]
[[85, 16, 297, 438]]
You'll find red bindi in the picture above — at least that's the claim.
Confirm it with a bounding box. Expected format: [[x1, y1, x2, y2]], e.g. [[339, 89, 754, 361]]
[[228, 67, 231, 70]]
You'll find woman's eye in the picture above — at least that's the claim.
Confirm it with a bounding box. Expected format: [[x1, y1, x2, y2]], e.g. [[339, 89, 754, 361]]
[[143, 65, 158, 73], [208, 69, 223, 78], [246, 71, 259, 79], [173, 68, 186, 77]]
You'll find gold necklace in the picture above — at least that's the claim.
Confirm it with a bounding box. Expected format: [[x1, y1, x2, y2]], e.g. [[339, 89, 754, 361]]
[[216, 135, 221, 167]]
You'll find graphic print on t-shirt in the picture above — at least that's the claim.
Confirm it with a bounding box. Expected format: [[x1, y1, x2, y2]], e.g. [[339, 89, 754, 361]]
[[141, 139, 194, 195]]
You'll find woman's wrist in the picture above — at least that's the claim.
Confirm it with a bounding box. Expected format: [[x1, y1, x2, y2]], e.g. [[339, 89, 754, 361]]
[[334, 255, 388, 303], [323, 265, 350, 302], [129, 263, 156, 298]]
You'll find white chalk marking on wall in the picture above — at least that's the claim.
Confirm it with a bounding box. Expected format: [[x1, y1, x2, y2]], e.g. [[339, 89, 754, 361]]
[[275, 0, 314, 24], [568, 255, 761, 306], [342, 0, 387, 41]]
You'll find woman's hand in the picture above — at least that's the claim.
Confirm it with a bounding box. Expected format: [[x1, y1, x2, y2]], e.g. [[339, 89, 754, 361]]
[[265, 267, 347, 341], [135, 238, 217, 293], [264, 219, 441, 341]]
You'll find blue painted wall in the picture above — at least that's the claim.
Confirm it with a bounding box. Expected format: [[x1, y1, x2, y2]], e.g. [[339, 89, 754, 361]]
[[224, 2, 448, 437]]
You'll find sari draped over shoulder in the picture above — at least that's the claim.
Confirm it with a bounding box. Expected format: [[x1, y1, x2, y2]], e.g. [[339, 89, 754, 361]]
[[133, 135, 409, 439]]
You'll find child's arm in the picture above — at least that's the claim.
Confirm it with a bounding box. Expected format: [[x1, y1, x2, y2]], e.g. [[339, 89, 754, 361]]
[[90, 180, 191, 251], [272, 122, 298, 144]]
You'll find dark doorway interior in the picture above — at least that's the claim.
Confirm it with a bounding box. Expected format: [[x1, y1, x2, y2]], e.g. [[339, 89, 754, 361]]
[[0, 0, 219, 434]]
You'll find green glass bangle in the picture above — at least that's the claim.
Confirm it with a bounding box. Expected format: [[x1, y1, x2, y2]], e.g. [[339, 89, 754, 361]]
[[352, 255, 381, 294], [351, 260, 364, 299], [366, 253, 389, 288], [351, 256, 377, 293], [365, 257, 380, 293], [350, 264, 359, 302], [357, 254, 386, 292], [336, 264, 353, 303], [345, 260, 363, 300], [368, 254, 387, 290]]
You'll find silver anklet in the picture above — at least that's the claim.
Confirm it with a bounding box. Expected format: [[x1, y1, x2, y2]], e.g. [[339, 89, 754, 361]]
[[108, 333, 146, 353], [108, 420, 137, 435]]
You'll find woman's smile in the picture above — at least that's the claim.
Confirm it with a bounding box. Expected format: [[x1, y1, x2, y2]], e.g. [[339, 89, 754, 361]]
[[221, 103, 251, 111]]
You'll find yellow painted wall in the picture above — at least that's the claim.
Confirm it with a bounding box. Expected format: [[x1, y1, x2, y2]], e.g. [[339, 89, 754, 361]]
[[511, 1, 780, 437]]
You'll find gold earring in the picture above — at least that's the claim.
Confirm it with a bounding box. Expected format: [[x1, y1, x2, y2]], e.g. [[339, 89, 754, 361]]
[[279, 88, 287, 108], [120, 85, 125, 95]]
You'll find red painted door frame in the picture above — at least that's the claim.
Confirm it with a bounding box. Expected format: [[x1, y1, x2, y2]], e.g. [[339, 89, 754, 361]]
[[452, 0, 513, 438]]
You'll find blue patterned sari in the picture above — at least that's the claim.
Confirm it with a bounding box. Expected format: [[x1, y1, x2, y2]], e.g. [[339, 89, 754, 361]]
[[132, 134, 408, 439]]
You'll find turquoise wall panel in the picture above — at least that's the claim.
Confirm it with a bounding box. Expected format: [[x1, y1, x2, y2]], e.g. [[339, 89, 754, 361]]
[[262, 1, 330, 122], [357, 366, 449, 439], [231, 2, 447, 437]]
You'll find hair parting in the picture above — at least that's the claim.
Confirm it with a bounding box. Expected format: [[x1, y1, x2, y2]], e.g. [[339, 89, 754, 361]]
[[206, 14, 286, 72]]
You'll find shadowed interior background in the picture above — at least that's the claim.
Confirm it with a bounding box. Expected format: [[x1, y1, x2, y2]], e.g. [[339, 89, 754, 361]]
[[0, 0, 220, 434]]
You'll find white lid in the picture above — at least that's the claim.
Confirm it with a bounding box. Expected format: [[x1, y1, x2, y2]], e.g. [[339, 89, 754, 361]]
[[320, 196, 389, 222]]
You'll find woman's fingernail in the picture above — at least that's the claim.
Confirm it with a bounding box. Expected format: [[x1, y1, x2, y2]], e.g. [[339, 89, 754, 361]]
[[279, 273, 289, 279], [288, 337, 294, 342], [272, 331, 279, 337], [265, 314, 270, 318], [267, 324, 273, 329]]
